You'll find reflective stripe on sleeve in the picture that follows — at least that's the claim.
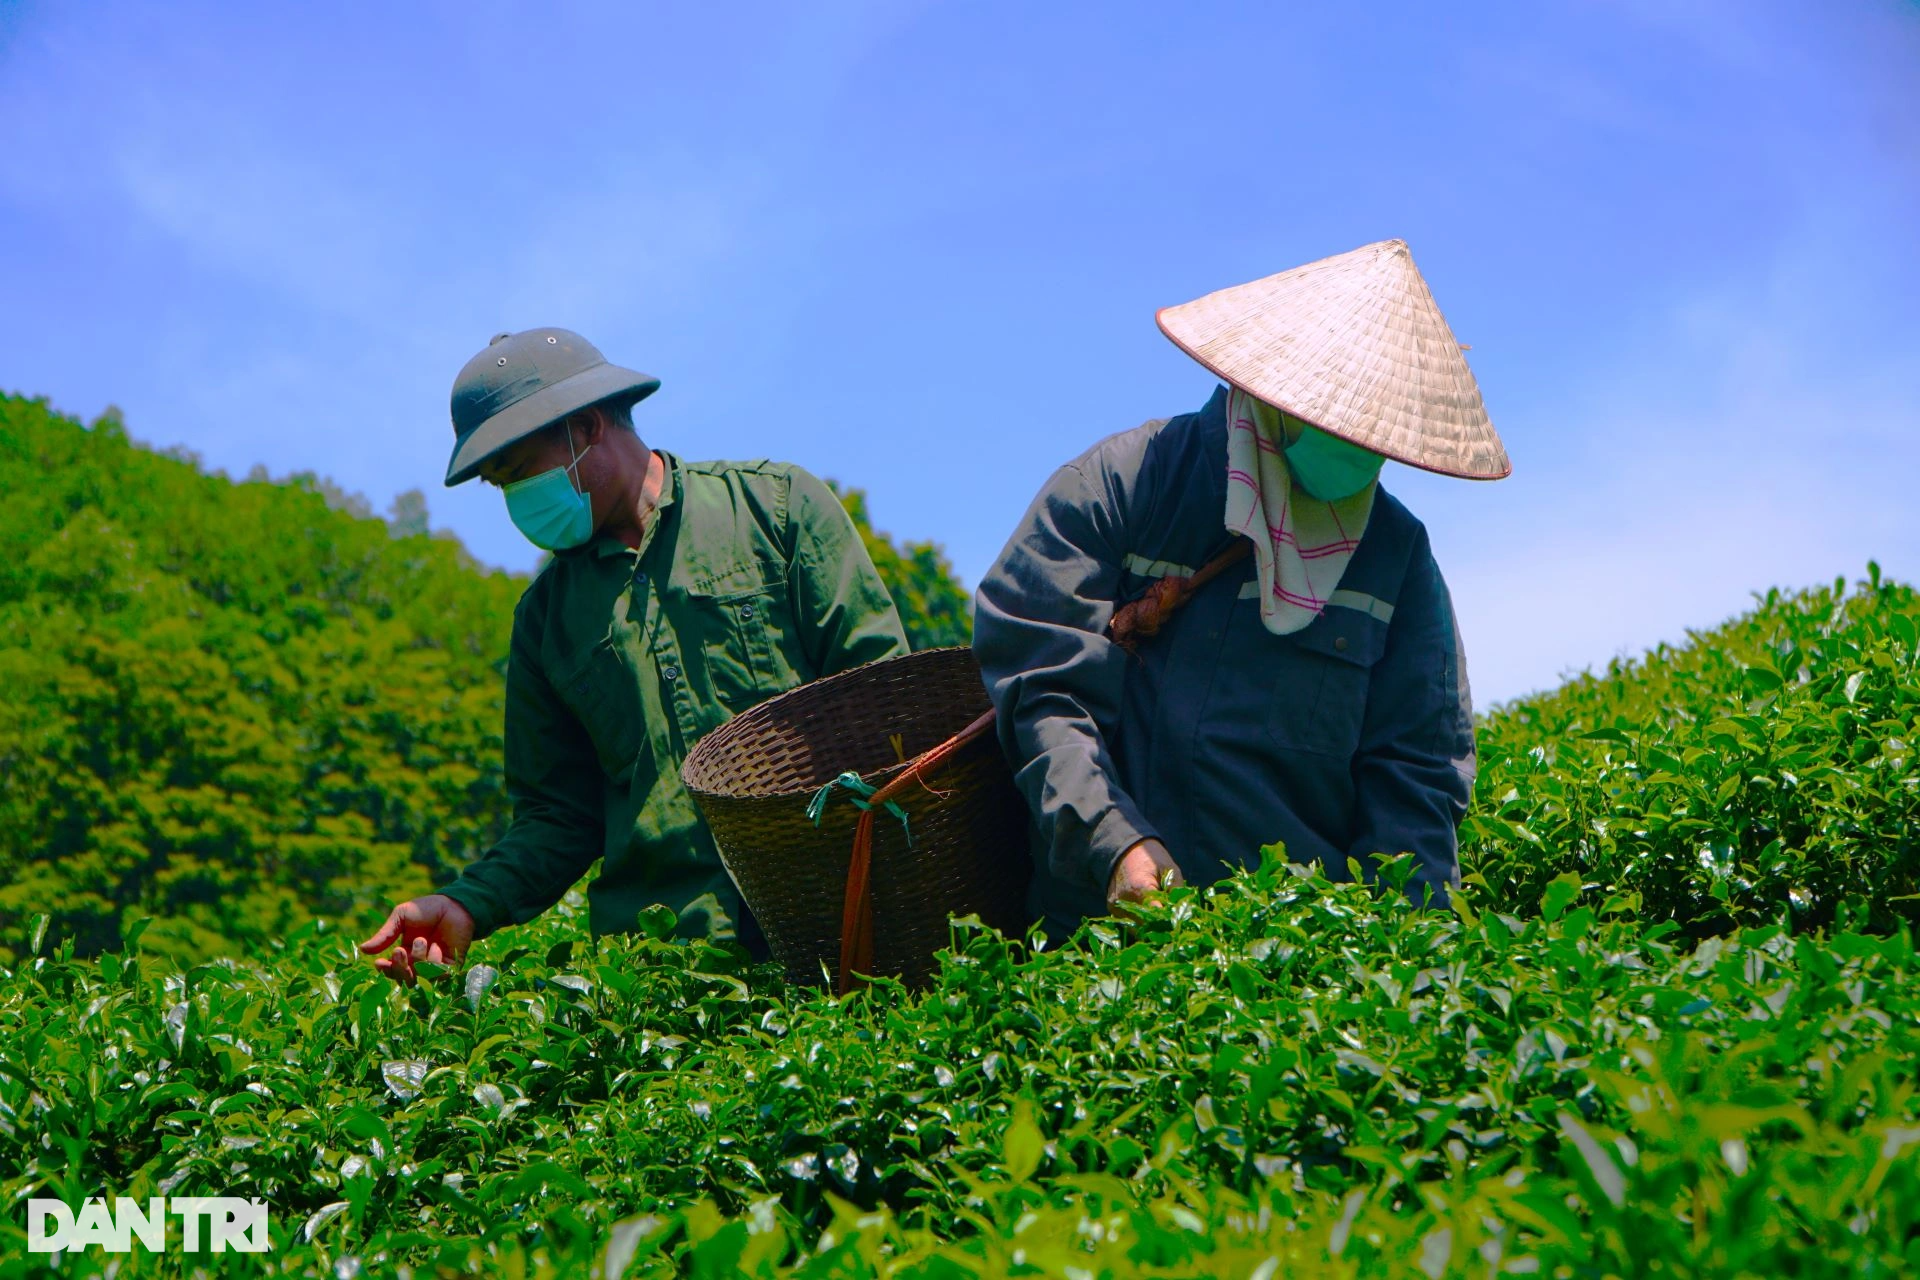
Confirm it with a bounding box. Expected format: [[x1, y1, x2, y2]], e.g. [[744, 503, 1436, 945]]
[[1329, 589, 1395, 622], [1122, 553, 1196, 580], [1235, 580, 1396, 623]]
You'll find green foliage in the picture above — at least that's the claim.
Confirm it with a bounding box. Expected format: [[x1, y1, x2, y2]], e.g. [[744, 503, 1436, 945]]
[[0, 396, 523, 968], [830, 481, 972, 651], [0, 397, 977, 970], [2, 863, 1917, 1276], [1468, 570, 1920, 935], [4, 391, 1918, 1275]]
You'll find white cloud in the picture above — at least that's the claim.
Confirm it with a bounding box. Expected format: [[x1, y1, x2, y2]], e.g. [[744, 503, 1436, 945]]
[[1424, 236, 1918, 707], [5, 0, 1914, 715], [1444, 449, 1913, 708]]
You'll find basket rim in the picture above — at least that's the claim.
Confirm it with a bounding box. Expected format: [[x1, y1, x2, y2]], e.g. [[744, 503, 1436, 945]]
[[680, 646, 989, 803]]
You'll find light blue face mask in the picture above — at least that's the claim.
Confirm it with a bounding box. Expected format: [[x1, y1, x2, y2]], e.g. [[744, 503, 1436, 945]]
[[1284, 421, 1385, 502], [502, 427, 595, 550]]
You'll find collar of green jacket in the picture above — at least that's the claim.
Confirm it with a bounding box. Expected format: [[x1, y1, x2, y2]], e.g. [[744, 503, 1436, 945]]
[[575, 449, 680, 561]]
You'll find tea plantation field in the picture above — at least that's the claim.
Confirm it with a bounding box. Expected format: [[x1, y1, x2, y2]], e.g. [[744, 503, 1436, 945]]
[[3, 569, 1917, 1278]]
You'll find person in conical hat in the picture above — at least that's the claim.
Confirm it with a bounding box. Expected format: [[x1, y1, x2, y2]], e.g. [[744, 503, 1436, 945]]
[[974, 239, 1507, 936]]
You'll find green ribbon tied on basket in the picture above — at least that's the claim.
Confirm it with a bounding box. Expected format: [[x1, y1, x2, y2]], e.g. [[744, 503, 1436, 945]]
[[807, 771, 913, 847]]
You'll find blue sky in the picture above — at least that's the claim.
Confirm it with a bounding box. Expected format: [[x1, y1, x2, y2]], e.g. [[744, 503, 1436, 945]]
[[2, 0, 1915, 705]]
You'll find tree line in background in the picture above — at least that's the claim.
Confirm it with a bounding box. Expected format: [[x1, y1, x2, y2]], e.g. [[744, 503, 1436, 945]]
[[4, 559, 1917, 1273], [6, 390, 1916, 970], [0, 394, 971, 965]]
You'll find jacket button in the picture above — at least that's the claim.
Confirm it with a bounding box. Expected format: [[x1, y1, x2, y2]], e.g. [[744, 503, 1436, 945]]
[[1334, 636, 1349, 652], [663, 665, 680, 681], [739, 603, 755, 620]]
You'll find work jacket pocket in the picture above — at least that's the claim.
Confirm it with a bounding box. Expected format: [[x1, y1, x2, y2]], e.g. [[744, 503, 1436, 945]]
[[685, 564, 791, 716], [557, 634, 647, 782], [1265, 609, 1386, 760]]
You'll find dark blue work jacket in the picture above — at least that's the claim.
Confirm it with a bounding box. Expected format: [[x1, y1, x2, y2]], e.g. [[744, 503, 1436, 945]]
[[973, 386, 1476, 935]]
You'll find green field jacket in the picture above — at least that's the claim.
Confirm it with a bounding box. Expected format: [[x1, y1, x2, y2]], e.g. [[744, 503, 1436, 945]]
[[440, 452, 908, 948], [974, 387, 1476, 935]]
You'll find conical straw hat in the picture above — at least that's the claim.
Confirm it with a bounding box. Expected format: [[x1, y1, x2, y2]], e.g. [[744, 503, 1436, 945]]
[[1157, 239, 1511, 480]]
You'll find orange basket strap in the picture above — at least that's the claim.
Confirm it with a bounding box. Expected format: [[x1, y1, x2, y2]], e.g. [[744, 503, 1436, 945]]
[[837, 808, 877, 995], [835, 708, 999, 994], [1107, 539, 1251, 652], [870, 709, 998, 807]]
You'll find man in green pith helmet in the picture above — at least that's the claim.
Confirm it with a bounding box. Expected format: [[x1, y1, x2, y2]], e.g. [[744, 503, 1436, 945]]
[[975, 240, 1509, 938], [361, 328, 908, 982]]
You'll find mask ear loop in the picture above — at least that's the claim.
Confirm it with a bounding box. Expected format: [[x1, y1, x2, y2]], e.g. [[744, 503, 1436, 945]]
[[565, 420, 594, 514], [560, 427, 591, 495]]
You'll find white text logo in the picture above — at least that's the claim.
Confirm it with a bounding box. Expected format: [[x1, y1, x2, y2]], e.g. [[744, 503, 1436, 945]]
[[27, 1198, 271, 1253]]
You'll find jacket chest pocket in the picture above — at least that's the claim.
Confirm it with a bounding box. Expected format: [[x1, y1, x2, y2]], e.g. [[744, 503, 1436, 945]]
[[557, 635, 647, 781], [1265, 611, 1386, 760], [686, 565, 791, 716]]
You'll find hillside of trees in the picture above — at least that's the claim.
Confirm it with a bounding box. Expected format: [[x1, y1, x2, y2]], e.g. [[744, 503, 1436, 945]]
[[0, 394, 972, 965], [3, 559, 1915, 1274]]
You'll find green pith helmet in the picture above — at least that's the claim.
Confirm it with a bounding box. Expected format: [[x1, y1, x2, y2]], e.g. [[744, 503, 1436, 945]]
[[444, 328, 660, 486]]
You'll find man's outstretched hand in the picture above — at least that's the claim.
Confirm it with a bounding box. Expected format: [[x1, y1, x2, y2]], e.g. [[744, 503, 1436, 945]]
[[1107, 838, 1184, 909], [359, 894, 475, 985]]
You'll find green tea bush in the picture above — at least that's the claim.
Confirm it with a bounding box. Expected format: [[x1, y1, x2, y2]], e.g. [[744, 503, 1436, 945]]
[[4, 393, 1917, 1275], [1469, 568, 1920, 935], [3, 856, 1918, 1277]]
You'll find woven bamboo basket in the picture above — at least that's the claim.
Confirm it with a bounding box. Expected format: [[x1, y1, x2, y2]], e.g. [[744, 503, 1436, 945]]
[[681, 647, 1031, 988]]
